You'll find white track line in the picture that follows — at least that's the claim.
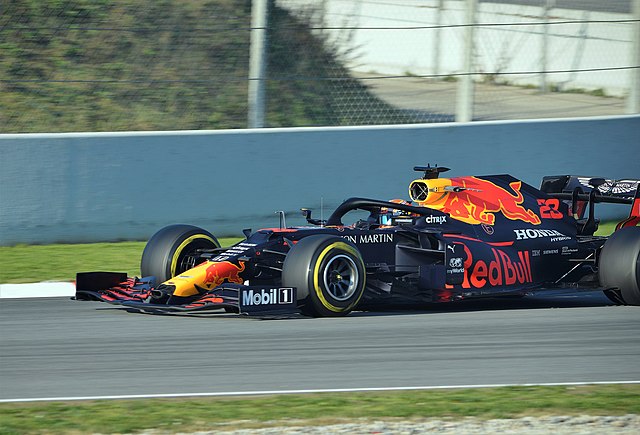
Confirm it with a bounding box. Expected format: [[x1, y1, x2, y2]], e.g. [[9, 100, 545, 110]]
[[2, 380, 639, 403], [0, 282, 75, 299]]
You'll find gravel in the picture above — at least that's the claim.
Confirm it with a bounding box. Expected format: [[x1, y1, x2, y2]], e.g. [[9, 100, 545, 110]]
[[177, 415, 640, 434]]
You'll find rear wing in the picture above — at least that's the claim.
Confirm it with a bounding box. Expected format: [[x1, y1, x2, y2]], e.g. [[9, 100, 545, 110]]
[[541, 175, 640, 232]]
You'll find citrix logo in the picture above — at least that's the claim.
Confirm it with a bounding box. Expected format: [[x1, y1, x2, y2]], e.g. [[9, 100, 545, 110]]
[[425, 215, 447, 224]]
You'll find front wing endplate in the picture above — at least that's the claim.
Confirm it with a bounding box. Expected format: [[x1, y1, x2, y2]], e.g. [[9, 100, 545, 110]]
[[75, 272, 298, 316]]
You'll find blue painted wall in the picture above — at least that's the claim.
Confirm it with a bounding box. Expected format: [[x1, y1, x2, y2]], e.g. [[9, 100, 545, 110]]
[[1, 116, 638, 245]]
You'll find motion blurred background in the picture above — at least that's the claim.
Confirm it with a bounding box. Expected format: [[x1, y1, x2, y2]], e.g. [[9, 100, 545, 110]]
[[1, 0, 637, 132]]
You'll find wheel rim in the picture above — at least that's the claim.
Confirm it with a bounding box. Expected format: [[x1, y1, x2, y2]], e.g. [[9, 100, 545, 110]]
[[322, 254, 359, 301], [177, 245, 201, 274], [171, 236, 218, 277]]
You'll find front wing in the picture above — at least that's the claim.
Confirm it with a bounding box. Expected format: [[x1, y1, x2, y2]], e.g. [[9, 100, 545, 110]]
[[75, 272, 298, 315]]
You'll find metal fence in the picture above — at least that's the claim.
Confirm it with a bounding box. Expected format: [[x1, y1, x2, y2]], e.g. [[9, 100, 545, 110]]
[[275, 0, 639, 123], [1, 0, 638, 132]]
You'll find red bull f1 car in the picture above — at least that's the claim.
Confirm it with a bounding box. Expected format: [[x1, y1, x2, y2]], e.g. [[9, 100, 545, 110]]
[[76, 166, 640, 317]]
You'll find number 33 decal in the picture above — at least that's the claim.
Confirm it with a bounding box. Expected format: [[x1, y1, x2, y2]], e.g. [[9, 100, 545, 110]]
[[537, 198, 563, 219]]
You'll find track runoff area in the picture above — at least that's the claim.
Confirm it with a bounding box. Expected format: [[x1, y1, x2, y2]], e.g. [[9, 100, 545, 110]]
[[2, 381, 639, 404], [1, 284, 638, 403]]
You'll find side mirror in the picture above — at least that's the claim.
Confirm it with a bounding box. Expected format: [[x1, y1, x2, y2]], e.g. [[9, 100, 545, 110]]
[[300, 208, 325, 226]]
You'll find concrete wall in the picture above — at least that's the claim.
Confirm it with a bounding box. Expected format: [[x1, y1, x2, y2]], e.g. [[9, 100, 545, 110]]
[[1, 115, 639, 245]]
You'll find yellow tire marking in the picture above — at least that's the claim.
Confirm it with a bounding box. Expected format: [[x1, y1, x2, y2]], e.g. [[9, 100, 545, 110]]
[[312, 242, 365, 313], [170, 234, 219, 277]]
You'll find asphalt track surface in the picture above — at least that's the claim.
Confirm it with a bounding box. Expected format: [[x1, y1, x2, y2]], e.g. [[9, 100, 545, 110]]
[[1, 291, 638, 401]]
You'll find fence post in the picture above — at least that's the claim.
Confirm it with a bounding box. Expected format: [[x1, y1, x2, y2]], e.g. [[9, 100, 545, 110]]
[[248, 0, 269, 128], [540, 0, 555, 93], [456, 0, 477, 122], [432, 0, 444, 76], [628, 0, 640, 114]]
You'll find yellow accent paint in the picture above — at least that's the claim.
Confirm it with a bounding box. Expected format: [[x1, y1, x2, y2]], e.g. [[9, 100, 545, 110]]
[[165, 234, 220, 297], [408, 178, 453, 206], [312, 242, 364, 313], [168, 261, 212, 297]]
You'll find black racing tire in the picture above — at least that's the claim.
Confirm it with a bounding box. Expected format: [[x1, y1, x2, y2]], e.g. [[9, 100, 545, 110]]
[[603, 289, 626, 305], [140, 224, 220, 285], [282, 234, 366, 317], [599, 226, 640, 306]]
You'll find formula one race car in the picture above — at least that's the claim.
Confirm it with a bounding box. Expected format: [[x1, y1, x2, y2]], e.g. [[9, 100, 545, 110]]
[[76, 165, 640, 316]]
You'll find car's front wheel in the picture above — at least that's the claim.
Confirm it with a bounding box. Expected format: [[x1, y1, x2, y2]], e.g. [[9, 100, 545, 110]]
[[282, 235, 366, 317], [140, 224, 220, 285]]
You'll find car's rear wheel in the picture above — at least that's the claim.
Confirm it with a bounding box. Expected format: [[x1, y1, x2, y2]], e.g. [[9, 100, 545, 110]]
[[603, 289, 626, 305], [141, 224, 220, 285], [599, 226, 640, 305], [282, 235, 366, 317]]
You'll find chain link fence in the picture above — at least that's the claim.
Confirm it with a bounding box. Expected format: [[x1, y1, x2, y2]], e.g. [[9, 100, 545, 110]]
[[1, 0, 637, 132], [279, 0, 637, 122]]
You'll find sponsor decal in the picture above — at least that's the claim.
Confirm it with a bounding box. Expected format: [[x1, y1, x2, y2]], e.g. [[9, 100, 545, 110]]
[[213, 242, 257, 262], [532, 250, 541, 257], [241, 288, 294, 306], [543, 249, 559, 255], [481, 224, 495, 235], [425, 215, 447, 224], [457, 244, 533, 289], [449, 257, 463, 268], [447, 257, 464, 275], [577, 177, 639, 195], [343, 234, 393, 244], [203, 261, 245, 287], [445, 244, 466, 284], [513, 228, 571, 242], [561, 246, 578, 255], [417, 177, 541, 226]]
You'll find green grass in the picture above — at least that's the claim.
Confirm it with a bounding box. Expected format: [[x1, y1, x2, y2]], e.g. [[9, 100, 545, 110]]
[[1, 0, 411, 133], [0, 238, 243, 284], [594, 220, 617, 236], [0, 385, 638, 434]]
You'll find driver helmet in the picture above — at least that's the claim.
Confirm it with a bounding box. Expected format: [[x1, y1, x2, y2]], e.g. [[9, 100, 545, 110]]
[[380, 199, 413, 225]]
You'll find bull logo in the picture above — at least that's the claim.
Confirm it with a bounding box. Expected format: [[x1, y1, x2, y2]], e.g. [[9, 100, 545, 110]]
[[203, 261, 246, 288], [417, 177, 541, 226]]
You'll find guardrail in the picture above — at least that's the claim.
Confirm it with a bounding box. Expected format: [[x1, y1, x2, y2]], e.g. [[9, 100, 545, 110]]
[[1, 115, 638, 245]]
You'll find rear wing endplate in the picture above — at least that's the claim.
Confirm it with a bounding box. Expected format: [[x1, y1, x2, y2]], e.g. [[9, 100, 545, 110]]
[[541, 175, 640, 231]]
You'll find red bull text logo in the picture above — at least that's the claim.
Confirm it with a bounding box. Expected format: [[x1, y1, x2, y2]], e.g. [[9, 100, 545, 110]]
[[203, 261, 246, 287], [458, 244, 533, 289], [412, 176, 541, 226]]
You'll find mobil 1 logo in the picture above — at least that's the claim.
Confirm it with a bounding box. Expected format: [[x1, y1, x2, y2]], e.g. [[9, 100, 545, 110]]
[[239, 287, 297, 314]]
